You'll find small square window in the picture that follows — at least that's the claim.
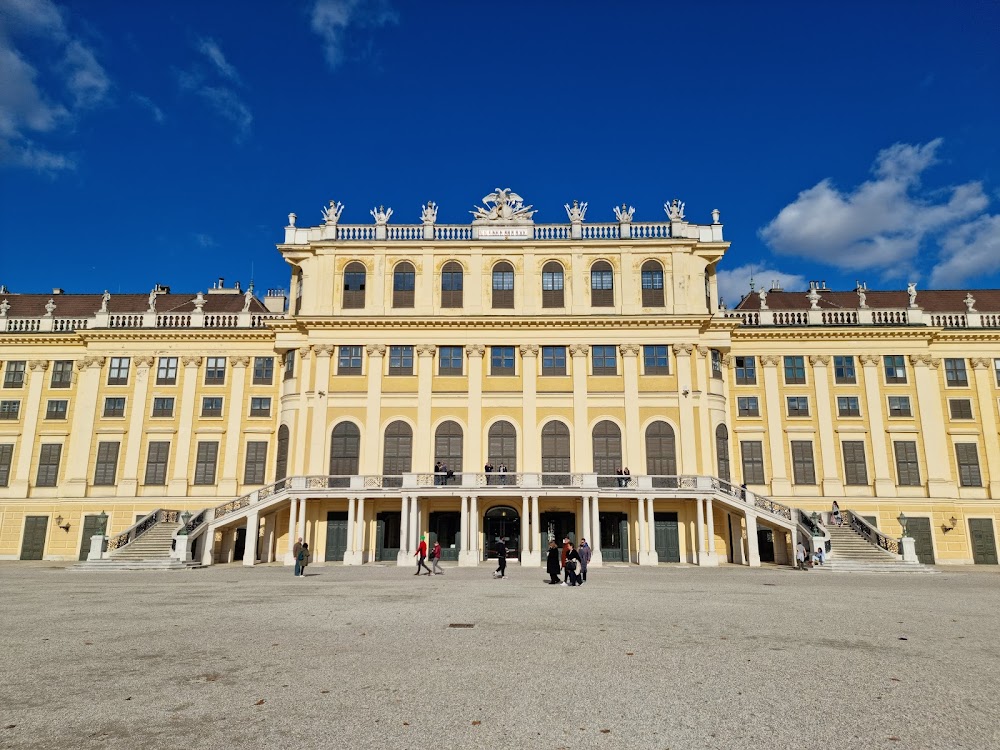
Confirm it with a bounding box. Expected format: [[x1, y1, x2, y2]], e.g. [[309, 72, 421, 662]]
[[944, 358, 968, 387], [0, 400, 21, 420], [643, 346, 669, 375], [152, 397, 174, 418], [542, 346, 567, 376], [103, 397, 126, 418], [157, 357, 178, 385], [884, 355, 907, 384], [888, 396, 912, 417], [250, 397, 271, 417], [592, 345, 617, 376], [50, 361, 73, 388], [201, 397, 223, 417], [737, 396, 759, 417], [735, 356, 756, 385], [490, 346, 515, 376], [837, 396, 861, 417], [438, 347, 464, 376], [949, 399, 973, 420], [338, 346, 363, 375], [205, 357, 226, 385], [108, 357, 130, 386], [45, 400, 68, 420], [786, 396, 809, 417], [834, 356, 856, 384], [388, 346, 414, 375], [784, 356, 806, 385], [253, 357, 274, 385], [3, 361, 26, 389]]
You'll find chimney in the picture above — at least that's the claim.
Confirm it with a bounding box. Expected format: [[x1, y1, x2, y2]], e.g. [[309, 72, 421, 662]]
[[52, 288, 64, 295]]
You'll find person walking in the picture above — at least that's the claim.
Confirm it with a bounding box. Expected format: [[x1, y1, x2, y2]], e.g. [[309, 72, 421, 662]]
[[795, 540, 809, 571], [831, 500, 844, 527], [414, 534, 432, 575], [560, 537, 571, 585], [431, 540, 444, 574], [578, 537, 592, 584], [494, 536, 507, 579], [295, 542, 309, 578], [545, 540, 561, 584], [565, 541, 581, 586]]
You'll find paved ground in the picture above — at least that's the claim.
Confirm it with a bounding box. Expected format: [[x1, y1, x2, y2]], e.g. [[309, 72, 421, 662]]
[[1, 561, 998, 750]]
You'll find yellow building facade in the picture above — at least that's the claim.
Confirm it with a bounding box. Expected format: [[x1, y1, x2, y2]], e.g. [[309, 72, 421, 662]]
[[1, 191, 997, 567]]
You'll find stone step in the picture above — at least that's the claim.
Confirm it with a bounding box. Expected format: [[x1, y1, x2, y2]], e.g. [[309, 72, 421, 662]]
[[71, 559, 203, 572]]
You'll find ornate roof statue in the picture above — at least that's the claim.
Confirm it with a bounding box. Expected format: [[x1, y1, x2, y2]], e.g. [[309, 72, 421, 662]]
[[194, 292, 206, 312], [907, 282, 918, 308], [807, 288, 821, 310], [322, 200, 344, 225], [243, 285, 254, 313], [0, 299, 9, 316], [147, 288, 157, 313], [470, 188, 536, 223], [564, 200, 588, 222], [421, 201, 438, 223], [965, 293, 977, 312], [370, 205, 393, 225], [614, 204, 635, 222], [44, 298, 56, 316], [665, 199, 686, 221], [758, 288, 768, 310], [100, 290, 111, 313]]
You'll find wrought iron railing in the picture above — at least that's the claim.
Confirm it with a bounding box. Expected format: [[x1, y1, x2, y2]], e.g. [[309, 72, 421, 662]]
[[846, 511, 900, 555], [181, 509, 209, 536], [798, 509, 824, 536], [108, 509, 180, 551]]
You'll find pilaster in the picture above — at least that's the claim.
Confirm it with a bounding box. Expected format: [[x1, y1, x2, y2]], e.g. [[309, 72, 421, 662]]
[[291, 347, 313, 476], [219, 356, 249, 495], [63, 356, 105, 497], [909, 355, 955, 496], [620, 344, 641, 470], [10, 360, 48, 495], [696, 346, 714, 475], [520, 345, 539, 471], [570, 344, 591, 472], [971, 358, 1000, 497], [117, 356, 154, 496], [673, 344, 697, 473], [466, 345, 484, 470], [810, 355, 843, 495], [168, 356, 201, 495], [860, 354, 895, 495], [759, 355, 791, 494], [416, 344, 435, 471], [364, 345, 385, 474], [308, 345, 334, 474]]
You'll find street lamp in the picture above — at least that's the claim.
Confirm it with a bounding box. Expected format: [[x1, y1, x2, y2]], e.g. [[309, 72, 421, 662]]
[[96, 510, 108, 535], [897, 512, 908, 537], [810, 511, 820, 528], [178, 510, 192, 535]]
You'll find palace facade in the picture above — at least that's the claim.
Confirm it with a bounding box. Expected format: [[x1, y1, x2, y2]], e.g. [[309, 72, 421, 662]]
[[1, 191, 998, 567]]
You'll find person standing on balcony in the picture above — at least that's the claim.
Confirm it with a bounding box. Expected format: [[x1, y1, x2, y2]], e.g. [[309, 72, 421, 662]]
[[623, 467, 631, 487], [578, 538, 592, 584], [485, 461, 494, 486], [431, 540, 444, 575], [499, 462, 507, 485], [434, 461, 443, 486], [414, 535, 432, 575], [546, 540, 561, 584]]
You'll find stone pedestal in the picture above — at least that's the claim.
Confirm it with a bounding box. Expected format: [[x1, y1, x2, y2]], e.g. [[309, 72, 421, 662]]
[[521, 549, 541, 568], [87, 535, 108, 561], [342, 550, 363, 566], [900, 536, 917, 562], [173, 535, 191, 562]]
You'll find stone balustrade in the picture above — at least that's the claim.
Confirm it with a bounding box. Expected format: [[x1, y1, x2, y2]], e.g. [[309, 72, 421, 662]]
[[721, 307, 1000, 329], [0, 309, 283, 333]]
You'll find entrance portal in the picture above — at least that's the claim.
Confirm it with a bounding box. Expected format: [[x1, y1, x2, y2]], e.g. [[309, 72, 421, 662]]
[[483, 505, 519, 560], [600, 512, 629, 562], [325, 511, 348, 561], [375, 511, 401, 561], [654, 512, 680, 562], [538, 511, 575, 554], [429, 511, 461, 561]]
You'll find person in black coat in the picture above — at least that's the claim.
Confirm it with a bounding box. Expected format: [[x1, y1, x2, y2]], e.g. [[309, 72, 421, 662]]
[[545, 540, 561, 584], [564, 542, 582, 586]]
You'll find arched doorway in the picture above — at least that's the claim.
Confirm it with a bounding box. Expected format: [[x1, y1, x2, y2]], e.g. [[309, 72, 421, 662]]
[[487, 420, 517, 484], [483, 505, 519, 560], [383, 420, 412, 488], [541, 420, 571, 486], [434, 420, 463, 485], [592, 420, 623, 488], [645, 420, 677, 488], [329, 422, 360, 488]]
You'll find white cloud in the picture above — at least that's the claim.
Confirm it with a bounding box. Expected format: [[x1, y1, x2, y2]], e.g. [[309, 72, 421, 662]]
[[310, 0, 398, 69], [760, 139, 990, 279], [178, 38, 252, 141], [196, 37, 241, 84], [930, 214, 1000, 288], [716, 264, 808, 308], [131, 93, 164, 123], [0, 0, 110, 171]]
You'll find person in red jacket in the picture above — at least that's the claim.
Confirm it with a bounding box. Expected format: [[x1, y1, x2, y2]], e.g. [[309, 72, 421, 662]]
[[414, 535, 432, 575], [561, 537, 571, 584], [431, 540, 444, 575]]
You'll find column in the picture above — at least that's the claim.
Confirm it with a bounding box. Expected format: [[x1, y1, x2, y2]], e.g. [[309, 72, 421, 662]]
[[219, 356, 249, 495], [355, 497, 366, 563], [459, 495, 475, 565], [364, 345, 385, 475], [859, 354, 895, 496], [971, 358, 1000, 497], [168, 356, 201, 495], [570, 345, 591, 471], [760, 355, 791, 494], [810, 355, 843, 495], [291, 347, 312, 476], [645, 496, 658, 565], [63, 356, 105, 497], [636, 496, 647, 563], [674, 344, 697, 473], [910, 355, 956, 497], [296, 496, 306, 547], [416, 345, 435, 471], [744, 509, 761, 567], [696, 347, 714, 474], [308, 345, 334, 474], [521, 495, 538, 566], [261, 513, 275, 563], [410, 496, 421, 552], [581, 495, 591, 544], [520, 345, 539, 471], [116, 356, 153, 496], [531, 495, 540, 555], [470, 495, 479, 559], [285, 498, 298, 564], [345, 495, 356, 557], [466, 345, 484, 471], [695, 495, 707, 565], [243, 510, 259, 566], [620, 345, 641, 470], [397, 495, 410, 566], [704, 498, 718, 566], [590, 495, 603, 566], [10, 360, 49, 495]]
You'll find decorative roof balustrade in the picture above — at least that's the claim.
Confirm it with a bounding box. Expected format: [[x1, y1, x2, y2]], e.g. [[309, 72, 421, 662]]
[[1, 308, 283, 333], [722, 306, 1000, 329]]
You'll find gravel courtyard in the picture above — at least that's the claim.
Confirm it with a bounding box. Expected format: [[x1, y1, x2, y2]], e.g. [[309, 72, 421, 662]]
[[1, 562, 997, 750]]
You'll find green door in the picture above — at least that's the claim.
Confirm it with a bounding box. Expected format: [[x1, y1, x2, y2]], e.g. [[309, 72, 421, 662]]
[[78, 515, 104, 561], [325, 511, 348, 561], [599, 513, 629, 562], [654, 512, 680, 562], [20, 516, 48, 560], [906, 516, 935, 564], [538, 512, 576, 555], [428, 511, 461, 561], [969, 519, 998, 565], [376, 512, 401, 561]]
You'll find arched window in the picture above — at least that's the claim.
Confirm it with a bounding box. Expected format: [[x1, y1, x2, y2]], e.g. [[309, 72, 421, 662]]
[[645, 421, 677, 487], [294, 269, 303, 315], [592, 420, 623, 487], [590, 261, 614, 308], [441, 261, 463, 308], [541, 261, 565, 308], [343, 261, 366, 309], [275, 424, 289, 480], [392, 262, 415, 308], [382, 421, 413, 487], [640, 260, 665, 307], [487, 420, 517, 473], [329, 422, 361, 487], [434, 420, 464, 475], [541, 421, 571, 486], [492, 261, 514, 309], [716, 424, 731, 483]]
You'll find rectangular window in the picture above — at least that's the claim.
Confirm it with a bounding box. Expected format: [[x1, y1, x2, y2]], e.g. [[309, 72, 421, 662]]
[[956, 443, 982, 487], [0, 444, 12, 486], [837, 396, 861, 417], [995, 358, 1000, 388], [710, 349, 723, 379], [250, 397, 271, 417], [888, 396, 912, 417], [108, 357, 130, 386], [194, 441, 219, 485], [338, 345, 363, 375], [784, 356, 806, 385], [944, 358, 968, 387], [737, 396, 760, 417], [492, 268, 514, 309], [734, 356, 756, 385], [201, 397, 223, 417], [3, 360, 26, 388], [592, 345, 617, 376], [894, 441, 921, 486], [643, 345, 669, 375], [103, 397, 125, 418], [243, 441, 268, 485], [541, 268, 564, 308], [786, 396, 810, 417], [143, 441, 170, 485], [590, 268, 614, 307], [740, 441, 765, 485], [842, 441, 869, 485], [283, 350, 295, 380], [884, 355, 906, 384], [438, 346, 464, 376], [542, 346, 567, 376], [157, 357, 178, 385], [834, 355, 856, 384], [490, 346, 515, 376], [45, 400, 68, 420], [949, 399, 973, 420], [152, 397, 174, 417], [791, 440, 816, 485], [388, 346, 414, 376], [343, 268, 366, 309], [253, 356, 274, 385], [205, 356, 226, 385], [36, 443, 62, 486], [0, 400, 19, 420], [50, 360, 73, 388], [93, 441, 120, 486]]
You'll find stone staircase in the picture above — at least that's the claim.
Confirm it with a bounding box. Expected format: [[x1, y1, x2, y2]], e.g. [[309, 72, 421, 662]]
[[821, 524, 937, 574], [72, 522, 202, 571]]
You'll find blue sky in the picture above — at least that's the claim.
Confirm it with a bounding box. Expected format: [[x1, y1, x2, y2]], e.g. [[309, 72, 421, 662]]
[[1, 0, 998, 305]]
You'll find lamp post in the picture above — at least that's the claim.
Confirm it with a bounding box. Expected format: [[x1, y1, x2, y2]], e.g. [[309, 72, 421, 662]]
[[810, 511, 820, 529], [897, 512, 908, 537], [96, 510, 108, 536], [179, 510, 192, 535]]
